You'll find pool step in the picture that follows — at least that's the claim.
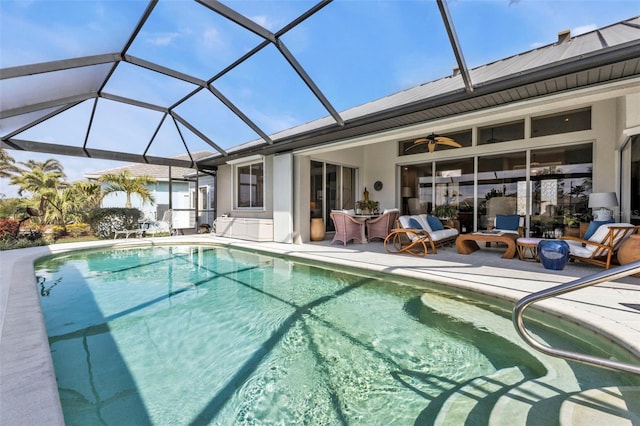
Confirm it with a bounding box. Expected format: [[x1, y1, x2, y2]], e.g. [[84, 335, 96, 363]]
[[558, 386, 640, 426], [418, 292, 579, 424], [433, 366, 526, 426]]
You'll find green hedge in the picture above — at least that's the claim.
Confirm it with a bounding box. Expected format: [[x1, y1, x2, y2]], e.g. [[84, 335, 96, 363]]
[[88, 208, 142, 239]]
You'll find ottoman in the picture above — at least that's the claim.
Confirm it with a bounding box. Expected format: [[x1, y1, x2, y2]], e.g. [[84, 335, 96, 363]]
[[516, 237, 543, 261]]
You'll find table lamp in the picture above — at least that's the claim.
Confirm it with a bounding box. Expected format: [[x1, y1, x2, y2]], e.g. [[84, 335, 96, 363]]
[[588, 192, 618, 221]]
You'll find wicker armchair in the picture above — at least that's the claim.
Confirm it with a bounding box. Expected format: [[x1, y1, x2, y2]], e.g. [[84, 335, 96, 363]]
[[330, 212, 366, 245], [366, 209, 399, 242]]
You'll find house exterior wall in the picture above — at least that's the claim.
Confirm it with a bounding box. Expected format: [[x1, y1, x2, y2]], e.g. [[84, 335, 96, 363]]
[[101, 181, 190, 220], [218, 78, 640, 243], [216, 155, 273, 219]]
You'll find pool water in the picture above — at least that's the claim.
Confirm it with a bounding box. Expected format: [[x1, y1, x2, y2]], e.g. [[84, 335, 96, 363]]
[[35, 246, 635, 425]]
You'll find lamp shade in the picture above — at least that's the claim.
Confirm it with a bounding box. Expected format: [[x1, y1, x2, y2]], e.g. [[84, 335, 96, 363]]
[[588, 192, 618, 208], [401, 187, 413, 198]]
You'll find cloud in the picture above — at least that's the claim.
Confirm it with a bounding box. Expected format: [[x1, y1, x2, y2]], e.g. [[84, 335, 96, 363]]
[[202, 27, 223, 49], [572, 24, 597, 37], [251, 15, 275, 31], [146, 32, 180, 46]]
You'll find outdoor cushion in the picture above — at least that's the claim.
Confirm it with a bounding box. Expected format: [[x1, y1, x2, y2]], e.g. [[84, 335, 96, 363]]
[[565, 240, 595, 257], [408, 217, 423, 229], [588, 223, 632, 244], [431, 229, 458, 241], [426, 215, 445, 231], [582, 219, 614, 240], [414, 215, 433, 232], [495, 214, 520, 231]]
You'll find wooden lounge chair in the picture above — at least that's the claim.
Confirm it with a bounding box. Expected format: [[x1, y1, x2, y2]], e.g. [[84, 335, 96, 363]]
[[330, 211, 365, 245], [384, 214, 458, 256], [561, 223, 639, 269], [366, 209, 399, 242]]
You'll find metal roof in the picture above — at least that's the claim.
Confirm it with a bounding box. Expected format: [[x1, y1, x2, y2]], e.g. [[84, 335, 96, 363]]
[[84, 151, 214, 180], [1, 0, 639, 171]]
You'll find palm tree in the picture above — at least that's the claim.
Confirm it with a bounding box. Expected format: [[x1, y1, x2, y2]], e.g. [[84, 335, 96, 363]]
[[99, 169, 156, 208], [73, 182, 103, 212], [10, 160, 67, 219], [0, 149, 17, 179], [10, 166, 66, 198]]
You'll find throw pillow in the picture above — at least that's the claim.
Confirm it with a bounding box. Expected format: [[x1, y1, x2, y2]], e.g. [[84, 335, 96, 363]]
[[495, 214, 520, 231], [426, 215, 445, 231], [582, 219, 614, 240], [408, 218, 423, 229]]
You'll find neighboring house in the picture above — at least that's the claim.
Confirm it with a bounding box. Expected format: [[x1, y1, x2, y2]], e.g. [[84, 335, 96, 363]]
[[85, 152, 216, 232]]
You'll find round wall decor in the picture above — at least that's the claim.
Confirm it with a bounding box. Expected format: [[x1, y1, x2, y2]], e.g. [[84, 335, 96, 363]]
[[374, 180, 383, 191]]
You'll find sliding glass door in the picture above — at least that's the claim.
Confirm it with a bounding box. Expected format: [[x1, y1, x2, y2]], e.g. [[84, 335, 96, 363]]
[[310, 160, 357, 232], [399, 143, 592, 236]]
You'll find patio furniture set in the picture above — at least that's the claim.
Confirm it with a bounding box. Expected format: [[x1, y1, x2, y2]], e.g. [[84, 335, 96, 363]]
[[329, 209, 400, 245], [329, 211, 639, 271]]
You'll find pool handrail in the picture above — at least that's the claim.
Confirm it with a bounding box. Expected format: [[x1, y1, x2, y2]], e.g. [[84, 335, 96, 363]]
[[513, 260, 640, 375]]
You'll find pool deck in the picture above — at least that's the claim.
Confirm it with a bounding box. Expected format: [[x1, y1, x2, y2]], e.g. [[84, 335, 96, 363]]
[[1, 235, 639, 425]]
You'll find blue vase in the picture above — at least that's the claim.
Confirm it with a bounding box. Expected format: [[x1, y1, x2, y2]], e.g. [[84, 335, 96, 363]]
[[537, 240, 570, 270]]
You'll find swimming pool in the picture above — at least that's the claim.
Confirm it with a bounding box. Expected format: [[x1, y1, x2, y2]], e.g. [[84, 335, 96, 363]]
[[35, 245, 638, 425]]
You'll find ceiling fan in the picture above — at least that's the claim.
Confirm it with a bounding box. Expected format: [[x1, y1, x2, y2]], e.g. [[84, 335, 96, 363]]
[[404, 133, 462, 153]]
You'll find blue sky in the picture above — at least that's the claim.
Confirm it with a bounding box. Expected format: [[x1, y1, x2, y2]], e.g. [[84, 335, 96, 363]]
[[1, 0, 639, 198]]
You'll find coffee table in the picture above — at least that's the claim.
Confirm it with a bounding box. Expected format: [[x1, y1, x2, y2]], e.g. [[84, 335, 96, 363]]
[[456, 232, 519, 258]]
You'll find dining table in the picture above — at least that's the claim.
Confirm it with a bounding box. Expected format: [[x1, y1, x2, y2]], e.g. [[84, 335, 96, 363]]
[[352, 214, 380, 243]]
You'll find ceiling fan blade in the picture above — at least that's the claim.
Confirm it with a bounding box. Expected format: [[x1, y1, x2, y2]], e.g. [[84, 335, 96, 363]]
[[436, 138, 462, 148], [434, 136, 456, 144], [404, 137, 429, 152]]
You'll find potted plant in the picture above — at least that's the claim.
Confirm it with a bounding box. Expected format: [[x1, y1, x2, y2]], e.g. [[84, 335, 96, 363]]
[[432, 204, 457, 220], [356, 199, 379, 215]]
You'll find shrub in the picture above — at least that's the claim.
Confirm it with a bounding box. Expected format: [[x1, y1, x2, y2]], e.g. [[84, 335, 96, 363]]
[[21, 229, 43, 241], [67, 223, 89, 238], [0, 219, 20, 240], [88, 208, 142, 239], [50, 225, 66, 239]]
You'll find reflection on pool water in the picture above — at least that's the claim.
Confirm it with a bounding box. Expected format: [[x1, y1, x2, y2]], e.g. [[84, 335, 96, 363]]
[[35, 246, 637, 425]]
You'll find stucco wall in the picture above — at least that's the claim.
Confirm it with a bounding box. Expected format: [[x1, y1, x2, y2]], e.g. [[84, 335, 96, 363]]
[[362, 142, 399, 211], [592, 99, 618, 193], [216, 156, 273, 219]]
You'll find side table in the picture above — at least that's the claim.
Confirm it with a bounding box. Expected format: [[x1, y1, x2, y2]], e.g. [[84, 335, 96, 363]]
[[516, 237, 543, 261], [538, 239, 570, 270]]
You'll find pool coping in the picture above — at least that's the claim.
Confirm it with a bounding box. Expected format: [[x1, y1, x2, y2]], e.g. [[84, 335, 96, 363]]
[[1, 235, 638, 425]]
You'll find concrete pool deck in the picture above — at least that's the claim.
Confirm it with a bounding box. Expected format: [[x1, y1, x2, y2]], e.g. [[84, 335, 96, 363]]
[[1, 235, 638, 424]]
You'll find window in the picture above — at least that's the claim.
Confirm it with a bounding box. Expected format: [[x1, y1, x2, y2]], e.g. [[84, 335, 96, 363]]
[[236, 160, 264, 208], [529, 143, 592, 237], [531, 107, 591, 137], [199, 187, 207, 210], [478, 120, 524, 145], [477, 152, 527, 231], [399, 130, 472, 156]]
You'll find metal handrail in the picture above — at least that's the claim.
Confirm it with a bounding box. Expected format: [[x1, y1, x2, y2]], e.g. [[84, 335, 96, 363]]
[[513, 260, 640, 375]]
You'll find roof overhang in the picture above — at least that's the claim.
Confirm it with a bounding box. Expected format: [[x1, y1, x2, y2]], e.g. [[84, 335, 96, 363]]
[[197, 38, 640, 167]]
